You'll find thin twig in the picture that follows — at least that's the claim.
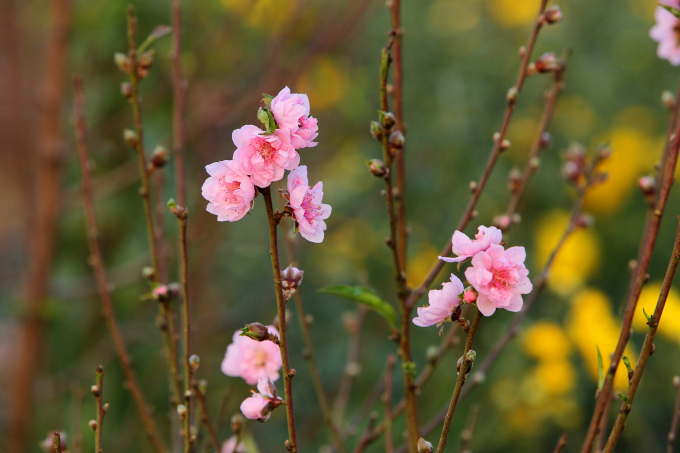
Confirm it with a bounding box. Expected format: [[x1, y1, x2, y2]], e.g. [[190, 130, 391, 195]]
[[384, 355, 396, 453], [125, 6, 183, 408], [334, 306, 368, 431], [262, 187, 298, 452], [171, 0, 187, 206], [353, 414, 379, 453], [54, 431, 62, 453], [73, 74, 167, 453], [552, 434, 568, 453], [435, 309, 482, 453], [581, 75, 680, 453], [594, 394, 614, 453], [668, 377, 680, 453], [93, 365, 106, 453], [406, 0, 550, 311], [193, 381, 220, 452], [459, 404, 479, 453], [602, 219, 680, 452], [281, 220, 347, 453]]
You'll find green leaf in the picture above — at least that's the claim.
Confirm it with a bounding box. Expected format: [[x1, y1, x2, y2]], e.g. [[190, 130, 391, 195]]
[[597, 346, 604, 391], [622, 356, 633, 376], [643, 307, 653, 324], [257, 107, 277, 134], [137, 25, 172, 53], [318, 285, 396, 328], [661, 4, 680, 18]]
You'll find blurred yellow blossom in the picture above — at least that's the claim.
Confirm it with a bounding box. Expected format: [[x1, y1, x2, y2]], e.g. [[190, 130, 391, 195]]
[[407, 244, 442, 287], [633, 282, 680, 344], [297, 57, 348, 110], [585, 127, 655, 213], [535, 210, 600, 295], [487, 0, 539, 27], [567, 289, 634, 390], [522, 321, 571, 361], [221, 0, 296, 34], [532, 359, 575, 395]]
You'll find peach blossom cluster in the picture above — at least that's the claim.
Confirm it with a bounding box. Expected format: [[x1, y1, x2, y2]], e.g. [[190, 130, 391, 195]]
[[413, 225, 533, 326], [201, 87, 330, 242]]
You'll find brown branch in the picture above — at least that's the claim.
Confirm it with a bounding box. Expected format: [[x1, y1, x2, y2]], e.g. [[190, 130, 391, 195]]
[[552, 434, 568, 453], [594, 394, 614, 453], [193, 381, 220, 452], [92, 365, 106, 453], [458, 404, 479, 453], [171, 0, 187, 206], [281, 221, 347, 453], [8, 1, 69, 451], [262, 187, 298, 452], [669, 376, 680, 453], [435, 310, 482, 453], [602, 218, 680, 452], [125, 6, 183, 408], [73, 74, 167, 453], [580, 75, 680, 453], [384, 355, 396, 453], [353, 413, 379, 453], [406, 0, 550, 311]]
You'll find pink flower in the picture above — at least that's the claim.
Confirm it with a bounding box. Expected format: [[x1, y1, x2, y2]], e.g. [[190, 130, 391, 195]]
[[464, 244, 532, 317], [240, 378, 282, 421], [650, 1, 680, 65], [463, 290, 477, 303], [439, 226, 503, 263], [202, 159, 255, 222], [287, 166, 331, 243], [270, 87, 318, 149], [232, 125, 300, 187], [412, 274, 464, 327], [221, 326, 282, 385], [221, 436, 245, 453]]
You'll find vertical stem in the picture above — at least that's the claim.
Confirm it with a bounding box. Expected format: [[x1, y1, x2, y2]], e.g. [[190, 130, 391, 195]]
[[193, 382, 220, 452], [262, 187, 298, 452], [126, 6, 183, 408], [54, 431, 62, 453], [668, 377, 680, 453], [178, 213, 192, 452], [552, 435, 568, 453], [435, 310, 482, 453], [602, 219, 680, 453], [171, 0, 186, 206], [384, 355, 396, 453], [94, 365, 105, 453], [73, 74, 167, 453]]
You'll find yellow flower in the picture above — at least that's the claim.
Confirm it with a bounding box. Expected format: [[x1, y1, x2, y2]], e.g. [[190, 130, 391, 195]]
[[585, 127, 656, 213], [297, 57, 347, 111], [522, 321, 571, 361], [487, 0, 539, 27], [567, 289, 635, 390], [535, 210, 600, 295], [633, 282, 680, 344], [533, 359, 575, 395]]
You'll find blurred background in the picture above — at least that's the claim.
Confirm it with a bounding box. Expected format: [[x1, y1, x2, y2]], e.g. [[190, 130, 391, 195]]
[[2, 0, 680, 451]]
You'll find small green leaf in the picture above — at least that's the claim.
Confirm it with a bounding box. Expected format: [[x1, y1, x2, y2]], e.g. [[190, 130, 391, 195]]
[[597, 346, 604, 391], [622, 356, 633, 375], [262, 93, 274, 108], [318, 285, 396, 328], [137, 25, 172, 53], [661, 4, 680, 18], [642, 307, 653, 325]]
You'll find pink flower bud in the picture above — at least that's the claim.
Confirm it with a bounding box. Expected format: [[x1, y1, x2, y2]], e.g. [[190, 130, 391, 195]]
[[367, 159, 389, 178], [152, 285, 170, 302], [542, 5, 563, 24], [281, 265, 304, 299], [534, 53, 560, 73], [463, 290, 477, 303]]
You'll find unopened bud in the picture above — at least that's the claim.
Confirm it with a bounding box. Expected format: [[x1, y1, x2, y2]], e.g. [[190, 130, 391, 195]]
[[492, 132, 501, 142], [120, 82, 132, 99], [574, 213, 594, 229], [519, 46, 527, 59], [542, 5, 563, 24], [417, 437, 434, 453], [370, 121, 384, 141], [673, 375, 680, 387], [168, 282, 181, 299], [240, 322, 270, 341], [124, 129, 138, 149], [662, 90, 676, 111], [88, 420, 97, 432], [508, 167, 522, 192], [167, 198, 188, 220], [137, 50, 155, 78], [639, 175, 657, 207], [285, 440, 293, 452], [499, 139, 511, 152], [380, 111, 396, 129], [281, 265, 304, 299], [463, 290, 477, 303], [469, 181, 477, 193], [152, 285, 171, 302], [389, 130, 405, 149], [231, 413, 244, 434], [102, 403, 109, 413], [539, 131, 552, 149], [114, 52, 131, 73], [150, 145, 168, 169], [529, 157, 541, 171], [506, 87, 519, 104], [177, 404, 187, 418], [598, 145, 613, 160], [91, 385, 100, 397], [534, 52, 559, 73], [189, 354, 200, 373], [142, 266, 155, 280], [426, 345, 439, 362], [367, 159, 389, 178]]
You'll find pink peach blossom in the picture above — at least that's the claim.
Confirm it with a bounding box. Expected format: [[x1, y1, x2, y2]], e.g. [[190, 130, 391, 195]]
[[240, 378, 282, 421], [232, 125, 300, 187], [287, 166, 331, 243], [439, 225, 502, 263], [221, 326, 282, 385], [270, 86, 318, 149], [412, 274, 464, 327], [221, 436, 245, 453], [464, 244, 532, 317], [650, 1, 680, 66], [201, 159, 255, 222]]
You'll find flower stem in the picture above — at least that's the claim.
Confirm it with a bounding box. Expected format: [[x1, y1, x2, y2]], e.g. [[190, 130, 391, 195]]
[[668, 377, 680, 453], [602, 218, 680, 452], [435, 309, 482, 453], [94, 365, 105, 453], [177, 212, 193, 453], [193, 381, 220, 452], [262, 186, 298, 452]]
